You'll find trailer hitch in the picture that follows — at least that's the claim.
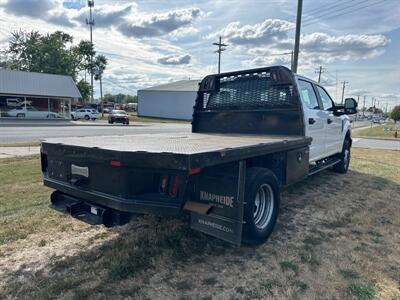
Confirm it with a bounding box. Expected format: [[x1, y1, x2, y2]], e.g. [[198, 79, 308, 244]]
[[50, 191, 130, 227]]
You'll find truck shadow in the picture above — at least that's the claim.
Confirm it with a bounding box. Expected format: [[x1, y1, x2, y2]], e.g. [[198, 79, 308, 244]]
[[2, 169, 400, 299]]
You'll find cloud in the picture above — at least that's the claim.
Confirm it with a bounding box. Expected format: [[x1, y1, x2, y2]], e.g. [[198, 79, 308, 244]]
[[300, 33, 389, 64], [157, 54, 191, 65], [118, 8, 201, 38], [212, 19, 294, 45], [3, 0, 55, 18], [2, 0, 74, 27], [73, 4, 135, 27], [47, 11, 75, 27]]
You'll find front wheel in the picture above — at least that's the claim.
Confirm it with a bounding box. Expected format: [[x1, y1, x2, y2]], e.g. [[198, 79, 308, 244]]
[[242, 168, 280, 245], [333, 139, 351, 173], [84, 115, 90, 120]]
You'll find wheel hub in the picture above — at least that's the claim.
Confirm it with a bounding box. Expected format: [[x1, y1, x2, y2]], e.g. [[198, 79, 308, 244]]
[[253, 184, 274, 230]]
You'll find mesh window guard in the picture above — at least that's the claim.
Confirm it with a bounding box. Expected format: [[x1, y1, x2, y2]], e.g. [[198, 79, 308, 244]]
[[201, 72, 296, 110]]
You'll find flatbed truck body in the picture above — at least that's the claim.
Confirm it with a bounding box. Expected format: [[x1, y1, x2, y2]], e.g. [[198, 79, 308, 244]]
[[41, 66, 356, 245]]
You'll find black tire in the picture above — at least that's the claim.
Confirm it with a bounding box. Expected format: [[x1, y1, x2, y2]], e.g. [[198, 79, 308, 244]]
[[108, 120, 112, 124], [242, 167, 280, 245], [71, 114, 75, 120], [125, 121, 129, 125], [333, 139, 351, 173], [84, 115, 90, 120]]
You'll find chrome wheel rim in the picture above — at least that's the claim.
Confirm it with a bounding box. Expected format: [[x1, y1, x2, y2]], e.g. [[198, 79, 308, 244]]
[[253, 184, 274, 230]]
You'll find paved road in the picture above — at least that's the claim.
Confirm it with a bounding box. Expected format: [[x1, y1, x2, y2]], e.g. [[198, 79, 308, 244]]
[[353, 138, 400, 151], [1, 121, 398, 152], [0, 123, 190, 144]]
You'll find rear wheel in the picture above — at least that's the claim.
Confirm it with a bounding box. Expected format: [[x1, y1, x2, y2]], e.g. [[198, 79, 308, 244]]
[[84, 115, 90, 120], [16, 113, 25, 118], [333, 139, 351, 173], [242, 168, 280, 245]]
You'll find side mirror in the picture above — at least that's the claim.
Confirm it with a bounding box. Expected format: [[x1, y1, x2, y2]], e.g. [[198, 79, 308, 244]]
[[344, 98, 357, 115]]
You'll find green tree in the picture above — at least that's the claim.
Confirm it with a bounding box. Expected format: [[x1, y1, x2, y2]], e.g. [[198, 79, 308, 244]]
[[102, 93, 137, 104], [390, 105, 400, 123], [77, 79, 91, 103], [3, 30, 97, 81]]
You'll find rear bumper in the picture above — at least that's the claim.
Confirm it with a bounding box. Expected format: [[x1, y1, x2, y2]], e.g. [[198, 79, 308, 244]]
[[44, 177, 182, 216], [110, 118, 128, 123]]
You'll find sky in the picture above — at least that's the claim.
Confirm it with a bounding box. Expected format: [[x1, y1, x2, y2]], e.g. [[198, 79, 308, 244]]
[[0, 0, 399, 109]]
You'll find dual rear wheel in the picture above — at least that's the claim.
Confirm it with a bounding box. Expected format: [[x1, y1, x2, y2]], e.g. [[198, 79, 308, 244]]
[[243, 168, 280, 245]]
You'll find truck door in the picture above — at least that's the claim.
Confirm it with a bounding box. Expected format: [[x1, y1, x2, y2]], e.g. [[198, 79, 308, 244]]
[[297, 80, 325, 161], [315, 85, 343, 156]]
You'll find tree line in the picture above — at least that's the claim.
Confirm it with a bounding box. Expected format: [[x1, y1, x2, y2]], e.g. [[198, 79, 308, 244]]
[[0, 30, 107, 102]]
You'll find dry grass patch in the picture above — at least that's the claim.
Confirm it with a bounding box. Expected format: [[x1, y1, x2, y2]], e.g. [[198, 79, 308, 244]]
[[0, 149, 399, 299], [353, 123, 399, 139]]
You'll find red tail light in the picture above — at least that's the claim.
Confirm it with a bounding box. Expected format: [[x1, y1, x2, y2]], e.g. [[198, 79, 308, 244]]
[[110, 160, 122, 167], [159, 175, 169, 193], [169, 175, 180, 197], [188, 168, 201, 176]]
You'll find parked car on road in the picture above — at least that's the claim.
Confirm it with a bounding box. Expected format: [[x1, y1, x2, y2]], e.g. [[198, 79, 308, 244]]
[[7, 107, 62, 119], [108, 110, 129, 125], [71, 109, 98, 120], [372, 117, 381, 124]]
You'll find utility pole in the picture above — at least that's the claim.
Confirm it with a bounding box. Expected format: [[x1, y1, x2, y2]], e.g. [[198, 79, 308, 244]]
[[315, 66, 325, 83], [86, 0, 95, 103], [292, 0, 303, 73], [363, 95, 366, 118], [340, 81, 348, 104], [213, 36, 227, 74]]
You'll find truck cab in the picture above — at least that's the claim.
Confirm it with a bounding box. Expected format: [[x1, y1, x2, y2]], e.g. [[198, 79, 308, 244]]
[[295, 75, 352, 162]]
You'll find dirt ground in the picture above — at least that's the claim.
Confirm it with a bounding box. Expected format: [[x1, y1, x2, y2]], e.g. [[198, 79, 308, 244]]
[[0, 148, 399, 300]]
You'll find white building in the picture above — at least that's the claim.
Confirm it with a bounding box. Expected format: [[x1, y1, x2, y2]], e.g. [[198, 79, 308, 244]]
[[138, 80, 200, 120], [0, 69, 81, 119]]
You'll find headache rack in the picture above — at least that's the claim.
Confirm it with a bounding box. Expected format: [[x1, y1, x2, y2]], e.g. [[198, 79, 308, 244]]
[[192, 66, 305, 136]]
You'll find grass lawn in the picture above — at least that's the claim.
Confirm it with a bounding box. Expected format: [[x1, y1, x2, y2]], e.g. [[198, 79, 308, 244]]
[[0, 142, 40, 147], [354, 123, 399, 139], [0, 149, 399, 299]]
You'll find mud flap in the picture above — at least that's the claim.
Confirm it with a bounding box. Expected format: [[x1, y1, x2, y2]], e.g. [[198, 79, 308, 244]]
[[190, 161, 245, 245]]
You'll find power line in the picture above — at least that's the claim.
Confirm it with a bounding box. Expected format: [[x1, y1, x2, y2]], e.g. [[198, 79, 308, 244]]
[[302, 0, 369, 23], [303, 0, 348, 16], [302, 0, 387, 28], [213, 36, 227, 74]]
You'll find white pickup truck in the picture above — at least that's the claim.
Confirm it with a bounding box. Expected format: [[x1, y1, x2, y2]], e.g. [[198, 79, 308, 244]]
[[41, 66, 357, 245]]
